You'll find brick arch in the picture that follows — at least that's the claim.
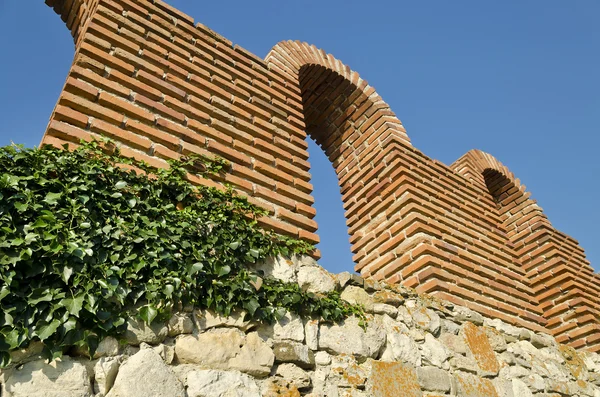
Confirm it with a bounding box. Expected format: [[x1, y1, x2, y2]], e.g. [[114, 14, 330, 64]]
[[45, 0, 101, 44], [453, 150, 600, 350], [452, 149, 551, 243], [266, 40, 414, 272]]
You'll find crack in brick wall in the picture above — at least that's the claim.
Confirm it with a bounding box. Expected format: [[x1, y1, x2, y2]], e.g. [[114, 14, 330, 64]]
[[41, 0, 600, 352]]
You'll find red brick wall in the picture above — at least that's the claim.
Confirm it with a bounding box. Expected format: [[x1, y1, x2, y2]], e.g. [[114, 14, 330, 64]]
[[42, 0, 600, 351]]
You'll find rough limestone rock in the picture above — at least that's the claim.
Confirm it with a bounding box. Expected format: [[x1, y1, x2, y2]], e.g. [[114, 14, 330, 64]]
[[106, 349, 184, 397], [512, 378, 534, 397], [167, 313, 194, 336], [319, 316, 386, 358], [272, 312, 305, 342], [124, 318, 168, 345], [195, 309, 254, 331], [410, 306, 441, 336], [186, 369, 261, 397], [421, 333, 450, 369], [250, 255, 296, 282], [8, 341, 45, 365], [328, 355, 368, 388], [340, 285, 374, 311], [368, 361, 423, 397], [381, 313, 421, 366], [229, 332, 275, 377], [93, 357, 121, 395], [416, 366, 451, 392], [3, 357, 91, 397], [276, 363, 311, 389], [274, 341, 315, 368], [455, 372, 499, 397], [381, 331, 422, 367], [95, 337, 120, 358], [304, 319, 319, 350], [297, 265, 337, 294], [175, 329, 244, 367]]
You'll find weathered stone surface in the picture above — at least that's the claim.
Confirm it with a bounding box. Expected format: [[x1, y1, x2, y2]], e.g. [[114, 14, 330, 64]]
[[319, 316, 385, 358], [167, 313, 194, 336], [106, 349, 184, 397], [484, 326, 507, 352], [337, 272, 363, 288], [511, 378, 533, 397], [305, 319, 319, 350], [125, 318, 168, 345], [276, 363, 311, 389], [297, 265, 337, 293], [9, 341, 44, 365], [368, 361, 423, 397], [341, 285, 374, 311], [175, 328, 244, 367], [373, 290, 404, 307], [454, 306, 484, 326], [381, 316, 421, 367], [417, 366, 451, 392], [262, 379, 301, 397], [274, 341, 314, 368], [195, 309, 254, 331], [251, 255, 297, 282], [314, 351, 331, 365], [273, 312, 305, 342], [455, 373, 499, 397], [93, 357, 121, 395], [439, 332, 468, 355], [462, 322, 500, 375], [229, 332, 275, 377], [329, 355, 368, 388], [410, 307, 441, 336], [186, 369, 260, 397], [3, 357, 91, 397], [372, 303, 398, 317], [421, 333, 450, 369]]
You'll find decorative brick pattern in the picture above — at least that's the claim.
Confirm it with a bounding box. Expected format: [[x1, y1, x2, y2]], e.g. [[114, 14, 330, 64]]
[[39, 0, 599, 351]]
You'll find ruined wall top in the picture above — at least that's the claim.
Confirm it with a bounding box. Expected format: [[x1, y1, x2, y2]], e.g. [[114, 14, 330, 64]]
[[40, 0, 600, 352]]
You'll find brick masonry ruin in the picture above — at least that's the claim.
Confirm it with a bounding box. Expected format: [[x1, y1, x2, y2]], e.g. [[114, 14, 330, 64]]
[[39, 0, 600, 353]]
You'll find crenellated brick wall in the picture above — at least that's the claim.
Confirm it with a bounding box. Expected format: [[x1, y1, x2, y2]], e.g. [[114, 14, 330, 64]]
[[40, 0, 600, 352]]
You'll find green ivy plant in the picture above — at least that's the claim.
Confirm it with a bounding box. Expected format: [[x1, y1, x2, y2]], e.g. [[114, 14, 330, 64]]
[[0, 141, 363, 366]]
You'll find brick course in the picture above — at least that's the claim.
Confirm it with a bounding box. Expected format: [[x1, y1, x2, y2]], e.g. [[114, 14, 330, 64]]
[[42, 0, 600, 352]]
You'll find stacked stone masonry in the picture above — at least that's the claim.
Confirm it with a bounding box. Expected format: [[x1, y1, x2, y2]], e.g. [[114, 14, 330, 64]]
[[2, 256, 600, 396], [39, 0, 600, 352]]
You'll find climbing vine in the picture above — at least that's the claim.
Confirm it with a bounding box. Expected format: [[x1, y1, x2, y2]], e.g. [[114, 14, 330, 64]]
[[0, 141, 363, 366]]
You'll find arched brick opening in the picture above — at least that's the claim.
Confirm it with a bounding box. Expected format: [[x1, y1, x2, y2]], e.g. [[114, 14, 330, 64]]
[[266, 41, 412, 274], [454, 150, 600, 350]]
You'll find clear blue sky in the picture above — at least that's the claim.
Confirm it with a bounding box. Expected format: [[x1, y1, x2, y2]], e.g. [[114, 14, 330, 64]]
[[0, 1, 598, 274]]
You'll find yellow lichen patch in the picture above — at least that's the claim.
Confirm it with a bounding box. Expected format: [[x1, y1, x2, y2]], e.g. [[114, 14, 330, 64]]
[[462, 322, 500, 374], [455, 373, 499, 397], [262, 379, 301, 397], [368, 361, 423, 397], [559, 344, 586, 379]]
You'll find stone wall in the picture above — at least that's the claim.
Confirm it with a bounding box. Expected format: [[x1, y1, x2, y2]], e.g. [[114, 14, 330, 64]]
[[2, 256, 600, 396], [37, 0, 600, 350]]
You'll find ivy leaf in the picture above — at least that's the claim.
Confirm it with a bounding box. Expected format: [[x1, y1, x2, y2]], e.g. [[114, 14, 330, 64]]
[[0, 286, 9, 302], [62, 295, 84, 317], [36, 319, 62, 341], [43, 192, 62, 205], [115, 181, 128, 189], [188, 262, 203, 276], [229, 241, 240, 250], [139, 305, 158, 325], [63, 266, 73, 283], [217, 265, 231, 277]]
